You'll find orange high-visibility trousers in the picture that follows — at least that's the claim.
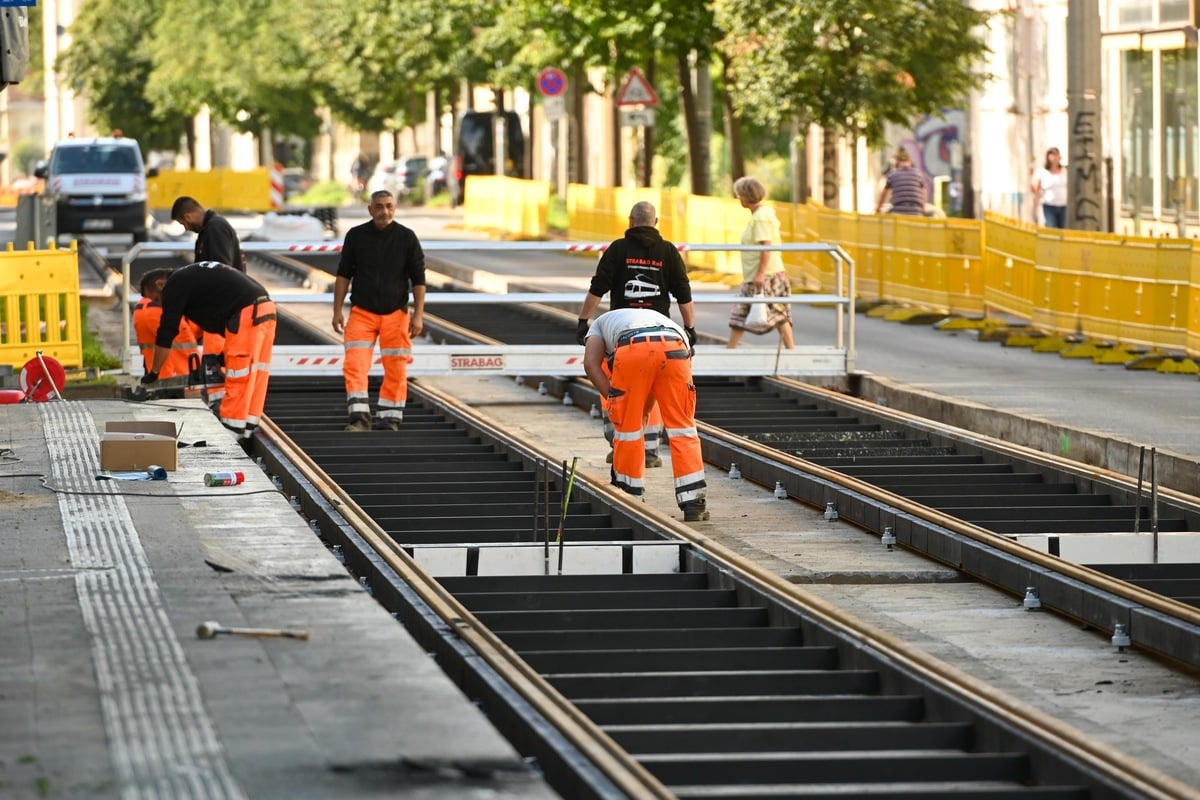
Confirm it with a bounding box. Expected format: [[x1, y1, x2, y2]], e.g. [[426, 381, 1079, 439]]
[[218, 301, 275, 438], [133, 305, 198, 379], [606, 338, 706, 508], [343, 306, 412, 423], [600, 360, 662, 453], [198, 328, 226, 409]]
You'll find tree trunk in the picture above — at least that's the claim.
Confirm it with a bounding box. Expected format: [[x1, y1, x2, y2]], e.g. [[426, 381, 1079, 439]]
[[822, 127, 839, 209], [721, 56, 744, 183], [676, 53, 710, 196], [641, 58, 656, 188], [570, 63, 586, 185], [612, 90, 622, 187]]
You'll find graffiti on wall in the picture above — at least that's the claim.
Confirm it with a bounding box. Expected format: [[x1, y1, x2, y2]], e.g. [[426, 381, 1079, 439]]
[[1070, 109, 1102, 230]]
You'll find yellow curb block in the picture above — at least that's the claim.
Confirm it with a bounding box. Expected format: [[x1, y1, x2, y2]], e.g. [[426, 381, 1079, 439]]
[[1031, 337, 1070, 353], [1156, 357, 1199, 374]]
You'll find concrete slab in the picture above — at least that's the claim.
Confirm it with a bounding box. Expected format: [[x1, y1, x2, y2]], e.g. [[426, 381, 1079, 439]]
[[0, 397, 553, 799]]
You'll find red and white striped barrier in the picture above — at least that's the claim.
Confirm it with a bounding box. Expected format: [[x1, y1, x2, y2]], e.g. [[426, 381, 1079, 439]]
[[269, 162, 285, 210]]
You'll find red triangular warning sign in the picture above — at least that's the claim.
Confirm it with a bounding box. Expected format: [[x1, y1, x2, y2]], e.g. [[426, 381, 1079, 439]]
[[616, 67, 660, 107]]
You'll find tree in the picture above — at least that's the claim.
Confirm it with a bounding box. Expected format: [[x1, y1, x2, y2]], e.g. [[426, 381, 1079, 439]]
[[56, 0, 186, 152], [715, 0, 991, 205]]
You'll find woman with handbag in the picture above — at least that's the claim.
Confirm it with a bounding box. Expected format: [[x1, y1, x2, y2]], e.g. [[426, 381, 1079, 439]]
[[727, 177, 795, 349]]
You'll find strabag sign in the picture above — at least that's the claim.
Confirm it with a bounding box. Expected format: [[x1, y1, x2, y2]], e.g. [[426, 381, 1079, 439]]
[[451, 354, 505, 370]]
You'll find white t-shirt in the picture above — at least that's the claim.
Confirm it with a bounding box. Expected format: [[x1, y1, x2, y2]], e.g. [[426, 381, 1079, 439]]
[[586, 307, 686, 353], [1033, 167, 1067, 206]]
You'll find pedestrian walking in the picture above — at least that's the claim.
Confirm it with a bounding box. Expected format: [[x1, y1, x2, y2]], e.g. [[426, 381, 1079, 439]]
[[582, 307, 710, 522], [171, 196, 246, 272], [1031, 147, 1067, 229], [727, 177, 795, 350], [139, 262, 276, 444], [332, 190, 426, 432], [576, 201, 698, 468]]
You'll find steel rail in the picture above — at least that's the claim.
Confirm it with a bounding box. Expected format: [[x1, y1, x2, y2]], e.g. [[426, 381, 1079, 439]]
[[770, 374, 1200, 511], [718, 378, 1200, 632], [257, 414, 676, 800], [418, 378, 1198, 800]]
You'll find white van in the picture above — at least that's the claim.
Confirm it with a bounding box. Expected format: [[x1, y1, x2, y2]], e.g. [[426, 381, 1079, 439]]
[[34, 137, 157, 242]]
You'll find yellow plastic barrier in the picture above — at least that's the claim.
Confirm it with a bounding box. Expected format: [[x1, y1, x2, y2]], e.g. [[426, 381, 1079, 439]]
[[499, 179, 1200, 358], [462, 176, 550, 239], [0, 243, 83, 369], [148, 168, 273, 212]]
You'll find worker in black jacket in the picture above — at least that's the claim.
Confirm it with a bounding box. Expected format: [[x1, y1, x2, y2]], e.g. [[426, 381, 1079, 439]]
[[141, 262, 275, 443], [171, 196, 246, 272], [575, 201, 698, 468]]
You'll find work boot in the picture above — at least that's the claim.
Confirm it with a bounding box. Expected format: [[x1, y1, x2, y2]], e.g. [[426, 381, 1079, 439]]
[[380, 418, 402, 431], [645, 452, 663, 468], [344, 415, 371, 432], [681, 499, 710, 522]]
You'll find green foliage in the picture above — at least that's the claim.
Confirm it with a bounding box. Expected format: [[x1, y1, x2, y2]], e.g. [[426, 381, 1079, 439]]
[[79, 302, 121, 371], [56, 0, 186, 151], [714, 0, 991, 146], [288, 180, 352, 208], [547, 194, 568, 231], [12, 139, 43, 176]]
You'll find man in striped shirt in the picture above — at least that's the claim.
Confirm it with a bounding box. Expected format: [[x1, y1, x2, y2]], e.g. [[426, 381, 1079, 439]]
[[876, 148, 928, 216]]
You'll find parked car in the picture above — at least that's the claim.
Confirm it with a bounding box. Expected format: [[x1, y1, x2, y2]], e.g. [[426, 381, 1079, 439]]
[[452, 110, 525, 206], [34, 137, 158, 242], [392, 155, 429, 198], [425, 156, 450, 200], [366, 155, 429, 200]]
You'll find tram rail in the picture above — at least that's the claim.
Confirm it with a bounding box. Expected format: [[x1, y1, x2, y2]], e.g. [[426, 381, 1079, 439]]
[[251, 371, 1193, 799]]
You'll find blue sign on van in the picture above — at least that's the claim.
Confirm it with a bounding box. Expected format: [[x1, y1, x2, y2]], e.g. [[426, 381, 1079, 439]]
[[0, 1, 37, 6]]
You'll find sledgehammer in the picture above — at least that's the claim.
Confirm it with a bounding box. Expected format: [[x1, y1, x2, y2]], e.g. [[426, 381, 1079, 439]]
[[196, 620, 310, 641]]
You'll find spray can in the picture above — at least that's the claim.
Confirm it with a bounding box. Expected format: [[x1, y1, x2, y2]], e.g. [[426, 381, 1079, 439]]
[[204, 471, 245, 487]]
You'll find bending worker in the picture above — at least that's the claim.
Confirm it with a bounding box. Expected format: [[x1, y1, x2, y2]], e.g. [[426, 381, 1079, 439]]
[[140, 262, 276, 444], [576, 201, 698, 468], [582, 307, 710, 522], [133, 270, 198, 379], [332, 190, 426, 432]]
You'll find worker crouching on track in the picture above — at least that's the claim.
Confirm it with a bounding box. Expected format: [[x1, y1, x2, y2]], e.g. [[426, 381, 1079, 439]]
[[582, 307, 710, 522], [332, 190, 426, 432], [141, 262, 276, 444]]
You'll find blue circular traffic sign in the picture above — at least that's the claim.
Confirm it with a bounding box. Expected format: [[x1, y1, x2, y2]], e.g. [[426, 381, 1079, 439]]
[[537, 67, 568, 97]]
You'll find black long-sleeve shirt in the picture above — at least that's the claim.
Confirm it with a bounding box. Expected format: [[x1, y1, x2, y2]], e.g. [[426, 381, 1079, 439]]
[[155, 262, 268, 347], [588, 226, 692, 316], [195, 210, 245, 272], [337, 220, 426, 314]]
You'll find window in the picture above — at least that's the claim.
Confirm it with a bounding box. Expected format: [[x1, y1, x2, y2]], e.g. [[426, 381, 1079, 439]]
[[1112, 0, 1192, 27], [1122, 51, 1155, 213], [1161, 48, 1198, 218]]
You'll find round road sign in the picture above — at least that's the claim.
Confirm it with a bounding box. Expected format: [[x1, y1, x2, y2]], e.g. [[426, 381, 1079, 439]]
[[537, 67, 568, 97]]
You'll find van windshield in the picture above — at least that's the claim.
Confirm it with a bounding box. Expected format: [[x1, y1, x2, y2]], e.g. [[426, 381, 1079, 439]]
[[52, 144, 142, 175]]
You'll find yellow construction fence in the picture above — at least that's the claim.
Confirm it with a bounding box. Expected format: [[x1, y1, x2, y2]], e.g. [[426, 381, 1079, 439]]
[[148, 168, 273, 212], [463, 179, 1200, 359], [0, 242, 83, 370]]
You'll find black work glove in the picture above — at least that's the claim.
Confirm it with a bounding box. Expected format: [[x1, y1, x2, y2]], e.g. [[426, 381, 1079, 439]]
[[575, 318, 590, 346], [140, 371, 158, 385], [684, 326, 698, 347]]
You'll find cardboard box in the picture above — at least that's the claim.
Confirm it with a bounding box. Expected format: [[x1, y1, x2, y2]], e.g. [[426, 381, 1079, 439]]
[[100, 421, 178, 471]]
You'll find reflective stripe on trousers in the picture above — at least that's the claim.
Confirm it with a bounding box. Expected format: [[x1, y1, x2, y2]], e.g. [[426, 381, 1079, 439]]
[[217, 301, 275, 438], [343, 306, 411, 421], [606, 339, 706, 507]]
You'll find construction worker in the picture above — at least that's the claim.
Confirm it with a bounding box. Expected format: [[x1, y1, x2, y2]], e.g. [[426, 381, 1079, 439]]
[[576, 201, 698, 467], [133, 270, 199, 379], [140, 262, 275, 443], [582, 307, 709, 522], [332, 190, 426, 432], [171, 196, 246, 272]]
